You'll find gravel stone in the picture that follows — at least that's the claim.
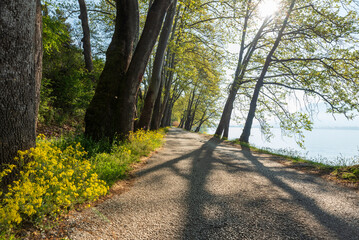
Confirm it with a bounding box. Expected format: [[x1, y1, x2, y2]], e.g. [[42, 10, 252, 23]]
[[67, 128, 359, 240]]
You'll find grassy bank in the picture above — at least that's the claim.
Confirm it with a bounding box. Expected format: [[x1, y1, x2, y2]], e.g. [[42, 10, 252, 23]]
[[0, 128, 167, 238], [230, 139, 359, 186]]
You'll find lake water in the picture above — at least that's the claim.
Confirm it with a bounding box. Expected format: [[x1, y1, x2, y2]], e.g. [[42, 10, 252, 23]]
[[207, 127, 359, 166]]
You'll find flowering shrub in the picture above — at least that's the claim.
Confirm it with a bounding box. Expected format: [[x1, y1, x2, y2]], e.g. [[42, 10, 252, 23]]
[[0, 135, 108, 231], [0, 129, 166, 233], [124, 129, 165, 156]]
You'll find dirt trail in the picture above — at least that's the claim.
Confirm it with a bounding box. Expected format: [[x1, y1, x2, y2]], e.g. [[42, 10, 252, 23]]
[[67, 128, 359, 239]]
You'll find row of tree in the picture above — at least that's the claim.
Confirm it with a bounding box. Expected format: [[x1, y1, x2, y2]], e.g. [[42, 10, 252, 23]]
[[1, 0, 359, 171], [215, 0, 359, 146], [0, 0, 226, 168]]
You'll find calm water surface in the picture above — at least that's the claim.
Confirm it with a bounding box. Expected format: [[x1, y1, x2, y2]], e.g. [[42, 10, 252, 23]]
[[208, 127, 359, 165]]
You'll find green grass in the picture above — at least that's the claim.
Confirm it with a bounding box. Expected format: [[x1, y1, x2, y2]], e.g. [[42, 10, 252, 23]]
[[230, 139, 359, 183], [50, 128, 167, 186]]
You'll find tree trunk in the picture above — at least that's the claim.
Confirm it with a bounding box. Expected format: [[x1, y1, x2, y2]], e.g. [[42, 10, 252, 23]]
[[215, 86, 236, 137], [179, 116, 185, 128], [35, 0, 43, 130], [239, 0, 296, 143], [0, 0, 37, 172], [184, 89, 195, 130], [85, 0, 139, 141], [150, 77, 163, 130], [138, 0, 177, 130], [161, 98, 173, 127], [113, 0, 173, 138], [215, 16, 270, 139], [194, 109, 207, 132], [214, 0, 251, 139], [189, 97, 200, 130], [78, 0, 93, 72]]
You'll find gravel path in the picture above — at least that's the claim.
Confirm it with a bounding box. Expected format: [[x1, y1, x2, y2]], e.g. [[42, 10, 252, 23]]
[[67, 128, 359, 240]]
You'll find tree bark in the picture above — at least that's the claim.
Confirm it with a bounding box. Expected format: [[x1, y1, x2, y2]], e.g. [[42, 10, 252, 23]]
[[0, 1, 37, 167], [161, 98, 173, 127], [215, 17, 270, 139], [35, 0, 43, 130], [239, 0, 296, 143], [113, 0, 173, 138], [138, 0, 177, 130], [150, 76, 164, 130], [158, 5, 181, 127], [78, 0, 94, 72], [194, 109, 207, 132], [85, 0, 139, 140], [214, 0, 251, 139], [184, 89, 196, 130], [86, 0, 173, 140]]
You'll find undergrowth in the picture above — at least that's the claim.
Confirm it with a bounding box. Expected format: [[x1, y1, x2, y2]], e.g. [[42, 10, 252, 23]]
[[0, 128, 167, 237]]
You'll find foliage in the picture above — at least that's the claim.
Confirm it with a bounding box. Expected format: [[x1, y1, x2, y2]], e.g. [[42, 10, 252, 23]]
[[92, 129, 166, 186], [0, 135, 108, 232], [227, 0, 359, 145], [0, 128, 166, 235], [333, 165, 359, 181], [53, 133, 113, 159], [166, 0, 228, 130], [42, 128, 166, 186], [40, 7, 104, 126]]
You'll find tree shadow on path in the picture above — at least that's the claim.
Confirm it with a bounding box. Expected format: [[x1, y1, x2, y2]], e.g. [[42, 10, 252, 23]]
[[137, 129, 359, 239]]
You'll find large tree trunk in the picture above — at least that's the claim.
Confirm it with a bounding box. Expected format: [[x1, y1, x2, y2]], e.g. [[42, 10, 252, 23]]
[[78, 0, 94, 72], [35, 0, 43, 130], [0, 1, 37, 169], [239, 0, 296, 143], [138, 0, 177, 130], [86, 0, 173, 140], [85, 0, 139, 140], [113, 0, 173, 138]]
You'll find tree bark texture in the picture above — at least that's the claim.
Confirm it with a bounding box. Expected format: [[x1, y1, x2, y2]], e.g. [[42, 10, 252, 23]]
[[113, 0, 173, 137], [85, 0, 139, 140], [239, 0, 296, 143], [85, 0, 172, 140], [78, 0, 94, 72], [135, 0, 177, 130], [0, 0, 37, 167], [35, 0, 43, 130]]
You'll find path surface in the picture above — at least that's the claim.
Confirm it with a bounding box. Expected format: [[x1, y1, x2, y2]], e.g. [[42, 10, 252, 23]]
[[68, 128, 359, 239]]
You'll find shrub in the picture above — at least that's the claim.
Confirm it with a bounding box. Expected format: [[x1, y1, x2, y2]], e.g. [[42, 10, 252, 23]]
[[0, 128, 167, 234], [0, 135, 108, 231], [91, 147, 133, 186], [92, 129, 166, 186], [122, 129, 165, 157]]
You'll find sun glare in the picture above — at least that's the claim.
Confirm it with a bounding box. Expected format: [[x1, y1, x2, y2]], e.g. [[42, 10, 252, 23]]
[[258, 0, 279, 18]]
